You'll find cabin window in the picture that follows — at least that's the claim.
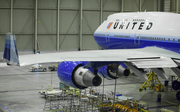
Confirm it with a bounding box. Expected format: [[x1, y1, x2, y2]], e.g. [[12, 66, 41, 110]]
[[168, 38, 170, 41], [173, 39, 175, 42], [178, 39, 180, 42]]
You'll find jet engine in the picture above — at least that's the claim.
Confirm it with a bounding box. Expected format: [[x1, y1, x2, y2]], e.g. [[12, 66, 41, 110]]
[[97, 63, 130, 79], [57, 61, 102, 89]]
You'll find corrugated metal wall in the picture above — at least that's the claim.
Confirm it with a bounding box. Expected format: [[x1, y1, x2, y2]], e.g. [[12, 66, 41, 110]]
[[0, 0, 179, 53]]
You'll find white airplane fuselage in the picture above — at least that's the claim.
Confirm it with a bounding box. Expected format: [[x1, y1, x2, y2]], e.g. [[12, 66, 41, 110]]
[[94, 12, 180, 53]]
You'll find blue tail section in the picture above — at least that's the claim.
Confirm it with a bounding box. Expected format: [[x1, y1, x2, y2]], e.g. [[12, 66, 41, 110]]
[[3, 33, 19, 66]]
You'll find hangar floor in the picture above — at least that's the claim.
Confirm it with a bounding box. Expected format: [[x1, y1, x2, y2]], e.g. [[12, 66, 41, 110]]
[[0, 63, 179, 112]]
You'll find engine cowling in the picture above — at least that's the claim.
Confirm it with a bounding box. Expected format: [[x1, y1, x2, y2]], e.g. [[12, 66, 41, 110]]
[[117, 65, 130, 77], [97, 64, 130, 79], [57, 61, 102, 89]]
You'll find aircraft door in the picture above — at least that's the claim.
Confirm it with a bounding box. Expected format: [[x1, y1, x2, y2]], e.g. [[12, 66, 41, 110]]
[[134, 33, 140, 45], [106, 31, 110, 42]]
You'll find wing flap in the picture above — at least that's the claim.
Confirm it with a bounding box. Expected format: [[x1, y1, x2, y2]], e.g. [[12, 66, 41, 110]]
[[130, 57, 177, 68], [173, 59, 180, 66]]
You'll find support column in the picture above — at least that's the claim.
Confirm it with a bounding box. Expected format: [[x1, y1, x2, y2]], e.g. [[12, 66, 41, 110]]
[[57, 0, 60, 51], [157, 0, 161, 11], [11, 0, 13, 33], [139, 0, 141, 12], [164, 0, 170, 12], [121, 0, 124, 12], [35, 0, 38, 54], [99, 0, 103, 50], [176, 0, 179, 13], [100, 0, 103, 23], [79, 0, 83, 51]]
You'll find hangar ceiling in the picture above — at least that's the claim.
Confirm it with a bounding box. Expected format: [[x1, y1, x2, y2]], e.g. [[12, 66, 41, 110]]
[[0, 0, 179, 53]]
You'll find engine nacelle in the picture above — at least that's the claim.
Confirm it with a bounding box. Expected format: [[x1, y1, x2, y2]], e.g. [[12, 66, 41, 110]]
[[57, 61, 102, 89], [97, 64, 130, 79], [117, 65, 130, 77]]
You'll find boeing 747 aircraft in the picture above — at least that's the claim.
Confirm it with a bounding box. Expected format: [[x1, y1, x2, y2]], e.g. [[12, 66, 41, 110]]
[[2, 12, 180, 100]]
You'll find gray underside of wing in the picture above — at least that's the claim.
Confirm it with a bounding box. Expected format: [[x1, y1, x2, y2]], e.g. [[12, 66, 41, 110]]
[[17, 46, 180, 67]]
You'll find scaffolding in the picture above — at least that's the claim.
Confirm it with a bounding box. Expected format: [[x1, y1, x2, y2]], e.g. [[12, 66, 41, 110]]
[[43, 83, 151, 112], [44, 90, 80, 112]]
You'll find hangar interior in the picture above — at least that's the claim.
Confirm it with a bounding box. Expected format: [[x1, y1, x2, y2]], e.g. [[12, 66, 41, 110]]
[[0, 0, 179, 53], [0, 0, 180, 112]]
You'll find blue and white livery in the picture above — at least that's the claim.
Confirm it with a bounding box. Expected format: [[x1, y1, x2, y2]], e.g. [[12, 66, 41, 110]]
[[2, 12, 180, 100]]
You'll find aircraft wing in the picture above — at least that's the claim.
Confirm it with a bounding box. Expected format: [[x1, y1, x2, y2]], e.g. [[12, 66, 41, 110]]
[[2, 33, 179, 68], [13, 46, 179, 68]]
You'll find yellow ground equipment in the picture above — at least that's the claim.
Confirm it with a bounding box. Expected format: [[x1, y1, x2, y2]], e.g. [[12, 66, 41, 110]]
[[159, 108, 175, 112], [139, 72, 164, 92], [140, 108, 153, 112], [100, 98, 139, 112]]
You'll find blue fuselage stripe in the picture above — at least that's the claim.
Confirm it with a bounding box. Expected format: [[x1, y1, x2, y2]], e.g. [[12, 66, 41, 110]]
[[94, 33, 180, 54]]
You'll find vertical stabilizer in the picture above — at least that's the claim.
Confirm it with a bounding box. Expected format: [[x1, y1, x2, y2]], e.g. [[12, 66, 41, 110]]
[[3, 33, 19, 66]]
